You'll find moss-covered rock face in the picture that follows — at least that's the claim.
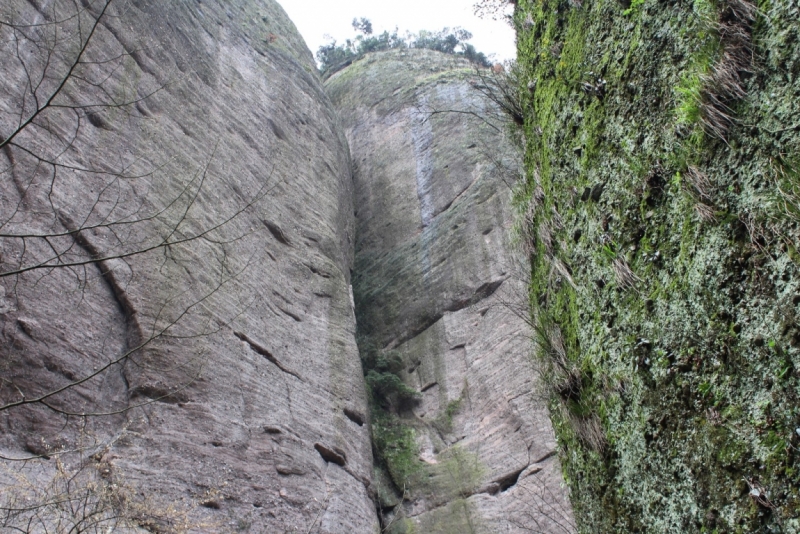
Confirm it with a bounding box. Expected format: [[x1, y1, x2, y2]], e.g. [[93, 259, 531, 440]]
[[514, 0, 800, 531]]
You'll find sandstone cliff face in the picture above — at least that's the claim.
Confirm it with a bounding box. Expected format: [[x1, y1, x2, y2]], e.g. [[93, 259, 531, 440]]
[[327, 49, 573, 533], [0, 1, 376, 531], [1, 2, 576, 531]]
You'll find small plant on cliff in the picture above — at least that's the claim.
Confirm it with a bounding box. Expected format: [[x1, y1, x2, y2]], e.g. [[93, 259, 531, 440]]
[[356, 336, 421, 502], [360, 346, 420, 412], [371, 411, 421, 492], [472, 60, 526, 127], [674, 0, 757, 141]]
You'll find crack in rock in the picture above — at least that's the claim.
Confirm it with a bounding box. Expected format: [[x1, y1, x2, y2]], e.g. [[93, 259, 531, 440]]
[[234, 331, 302, 381]]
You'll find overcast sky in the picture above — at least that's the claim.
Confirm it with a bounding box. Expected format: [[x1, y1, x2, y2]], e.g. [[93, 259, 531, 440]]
[[277, 0, 516, 63]]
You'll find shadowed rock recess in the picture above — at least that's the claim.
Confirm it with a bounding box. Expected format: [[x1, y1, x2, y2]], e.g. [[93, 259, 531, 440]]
[[0, 0, 569, 532]]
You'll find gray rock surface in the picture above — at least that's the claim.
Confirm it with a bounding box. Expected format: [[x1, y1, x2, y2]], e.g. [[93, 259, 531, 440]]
[[0, 0, 376, 531], [327, 49, 573, 533], [1, 4, 573, 532]]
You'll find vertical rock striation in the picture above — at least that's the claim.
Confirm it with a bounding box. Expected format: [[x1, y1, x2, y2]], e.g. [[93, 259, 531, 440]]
[[327, 49, 573, 533]]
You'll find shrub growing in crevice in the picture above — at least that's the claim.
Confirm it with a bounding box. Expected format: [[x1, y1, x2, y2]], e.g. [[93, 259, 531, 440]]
[[360, 343, 421, 413], [356, 335, 421, 508]]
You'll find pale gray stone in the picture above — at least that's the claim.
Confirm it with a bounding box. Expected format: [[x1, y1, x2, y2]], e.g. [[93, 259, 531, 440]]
[[327, 49, 573, 532], [0, 1, 376, 531]]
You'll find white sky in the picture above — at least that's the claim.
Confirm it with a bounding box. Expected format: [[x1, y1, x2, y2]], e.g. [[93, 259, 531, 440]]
[[277, 0, 516, 63]]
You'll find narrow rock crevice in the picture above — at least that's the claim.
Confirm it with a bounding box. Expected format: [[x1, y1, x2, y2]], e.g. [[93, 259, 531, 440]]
[[263, 219, 291, 245], [532, 450, 557, 464], [420, 381, 438, 392], [492, 466, 525, 494], [234, 331, 302, 381]]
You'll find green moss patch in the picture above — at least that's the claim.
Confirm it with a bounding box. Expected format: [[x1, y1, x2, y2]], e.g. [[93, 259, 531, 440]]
[[514, 0, 800, 530]]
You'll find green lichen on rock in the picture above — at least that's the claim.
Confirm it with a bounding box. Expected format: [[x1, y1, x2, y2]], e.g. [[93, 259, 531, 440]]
[[371, 408, 422, 491], [514, 0, 800, 530]]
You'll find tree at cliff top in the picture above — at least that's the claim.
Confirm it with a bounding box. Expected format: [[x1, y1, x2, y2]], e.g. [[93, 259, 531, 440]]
[[317, 18, 493, 78]]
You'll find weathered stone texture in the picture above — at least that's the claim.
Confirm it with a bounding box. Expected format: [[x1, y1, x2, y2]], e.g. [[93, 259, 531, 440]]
[[327, 49, 573, 532], [0, 0, 376, 531]]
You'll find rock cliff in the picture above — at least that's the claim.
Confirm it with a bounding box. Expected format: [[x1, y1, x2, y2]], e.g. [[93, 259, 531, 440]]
[[0, 1, 573, 532], [327, 49, 572, 533], [0, 0, 375, 531]]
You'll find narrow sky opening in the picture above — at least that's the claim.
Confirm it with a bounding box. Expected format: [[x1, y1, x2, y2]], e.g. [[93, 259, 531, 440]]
[[278, 0, 516, 64]]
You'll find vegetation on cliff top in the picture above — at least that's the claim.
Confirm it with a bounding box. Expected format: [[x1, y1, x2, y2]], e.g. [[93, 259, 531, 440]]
[[316, 18, 493, 78]]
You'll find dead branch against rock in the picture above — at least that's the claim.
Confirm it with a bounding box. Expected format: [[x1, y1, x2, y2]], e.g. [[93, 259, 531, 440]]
[[0, 446, 214, 533], [471, 61, 526, 127], [473, 0, 516, 23], [0, 3, 277, 528], [305, 463, 330, 534], [502, 472, 577, 533], [414, 102, 503, 134], [0, 0, 275, 428], [0, 0, 270, 472], [414, 60, 525, 140]]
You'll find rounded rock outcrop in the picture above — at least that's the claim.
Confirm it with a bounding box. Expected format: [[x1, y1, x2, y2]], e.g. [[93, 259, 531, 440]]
[[0, 1, 375, 531]]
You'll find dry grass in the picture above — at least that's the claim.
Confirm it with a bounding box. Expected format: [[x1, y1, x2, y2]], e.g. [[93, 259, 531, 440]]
[[685, 166, 713, 200], [694, 202, 717, 222], [552, 258, 577, 289], [612, 258, 641, 290], [698, 0, 757, 140], [572, 413, 607, 453]]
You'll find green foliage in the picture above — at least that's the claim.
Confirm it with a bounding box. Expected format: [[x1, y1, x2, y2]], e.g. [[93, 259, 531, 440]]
[[356, 337, 421, 497], [316, 29, 406, 78], [358, 340, 420, 411], [316, 20, 492, 78], [433, 397, 463, 433], [514, 0, 799, 530], [366, 370, 421, 411], [623, 0, 646, 16], [675, 70, 704, 126], [371, 410, 421, 490], [352, 17, 373, 35]]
